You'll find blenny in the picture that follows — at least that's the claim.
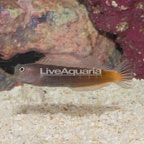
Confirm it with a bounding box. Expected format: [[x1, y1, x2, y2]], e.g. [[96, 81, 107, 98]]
[[13, 60, 133, 90]]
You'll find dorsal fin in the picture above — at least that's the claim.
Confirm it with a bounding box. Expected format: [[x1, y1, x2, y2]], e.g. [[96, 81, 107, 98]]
[[37, 53, 107, 69]]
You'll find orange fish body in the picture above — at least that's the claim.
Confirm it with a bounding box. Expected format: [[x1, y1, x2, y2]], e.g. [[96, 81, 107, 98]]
[[14, 60, 133, 90]]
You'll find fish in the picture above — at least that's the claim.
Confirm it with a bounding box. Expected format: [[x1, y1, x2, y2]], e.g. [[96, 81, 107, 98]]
[[13, 60, 134, 90]]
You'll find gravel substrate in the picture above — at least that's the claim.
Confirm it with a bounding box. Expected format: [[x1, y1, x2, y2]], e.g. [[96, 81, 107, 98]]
[[0, 78, 144, 144]]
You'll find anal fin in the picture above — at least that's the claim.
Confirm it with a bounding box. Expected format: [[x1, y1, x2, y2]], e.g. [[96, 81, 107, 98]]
[[71, 83, 110, 91]]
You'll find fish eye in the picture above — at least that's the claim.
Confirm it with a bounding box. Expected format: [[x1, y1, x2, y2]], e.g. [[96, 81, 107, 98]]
[[19, 67, 25, 72]]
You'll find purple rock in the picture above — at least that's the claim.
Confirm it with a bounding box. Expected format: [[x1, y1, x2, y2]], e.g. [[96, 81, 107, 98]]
[[83, 0, 144, 78]]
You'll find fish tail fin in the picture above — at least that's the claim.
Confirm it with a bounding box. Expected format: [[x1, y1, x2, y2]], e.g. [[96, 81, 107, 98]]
[[114, 60, 134, 88]]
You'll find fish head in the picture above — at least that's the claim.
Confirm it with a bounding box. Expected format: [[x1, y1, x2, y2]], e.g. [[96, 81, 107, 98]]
[[14, 64, 41, 84]]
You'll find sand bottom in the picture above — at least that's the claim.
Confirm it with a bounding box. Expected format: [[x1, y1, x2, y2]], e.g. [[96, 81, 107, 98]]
[[0, 78, 144, 144]]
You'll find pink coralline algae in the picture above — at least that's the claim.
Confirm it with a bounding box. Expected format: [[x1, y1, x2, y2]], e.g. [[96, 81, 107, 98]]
[[82, 0, 144, 78]]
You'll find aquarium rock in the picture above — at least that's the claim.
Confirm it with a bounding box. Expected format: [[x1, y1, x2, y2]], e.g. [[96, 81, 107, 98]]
[[82, 0, 144, 78], [0, 0, 119, 66]]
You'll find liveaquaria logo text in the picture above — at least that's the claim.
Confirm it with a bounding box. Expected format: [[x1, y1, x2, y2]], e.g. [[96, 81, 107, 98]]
[[40, 67, 102, 76]]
